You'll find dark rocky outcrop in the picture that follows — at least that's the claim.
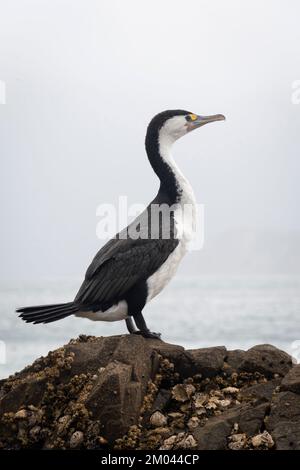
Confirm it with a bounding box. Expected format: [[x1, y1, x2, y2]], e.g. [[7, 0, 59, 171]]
[[0, 335, 298, 450]]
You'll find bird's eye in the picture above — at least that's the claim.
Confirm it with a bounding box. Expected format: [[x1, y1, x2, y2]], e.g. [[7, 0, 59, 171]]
[[186, 114, 197, 122]]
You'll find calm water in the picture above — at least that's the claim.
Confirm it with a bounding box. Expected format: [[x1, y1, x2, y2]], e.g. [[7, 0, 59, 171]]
[[1, 276, 300, 379]]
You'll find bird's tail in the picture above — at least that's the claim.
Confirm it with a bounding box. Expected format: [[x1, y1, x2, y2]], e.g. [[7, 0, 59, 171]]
[[16, 302, 79, 324]]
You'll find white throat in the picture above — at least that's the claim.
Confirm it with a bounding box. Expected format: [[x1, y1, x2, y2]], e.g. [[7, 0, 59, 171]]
[[158, 130, 196, 207], [158, 129, 197, 246]]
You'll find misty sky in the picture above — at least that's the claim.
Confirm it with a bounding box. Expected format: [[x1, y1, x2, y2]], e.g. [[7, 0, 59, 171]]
[[1, 0, 300, 280]]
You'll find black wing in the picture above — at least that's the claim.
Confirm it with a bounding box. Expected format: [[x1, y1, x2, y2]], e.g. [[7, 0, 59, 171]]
[[74, 237, 178, 309]]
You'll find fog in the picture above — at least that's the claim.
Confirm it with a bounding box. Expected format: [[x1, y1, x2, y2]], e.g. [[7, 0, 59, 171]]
[[1, 0, 300, 280]]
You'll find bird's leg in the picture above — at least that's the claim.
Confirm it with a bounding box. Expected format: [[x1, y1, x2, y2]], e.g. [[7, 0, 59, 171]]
[[125, 317, 138, 334], [133, 312, 162, 340]]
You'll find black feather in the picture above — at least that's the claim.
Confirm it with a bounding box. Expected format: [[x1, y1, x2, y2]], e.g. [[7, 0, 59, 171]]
[[17, 302, 78, 324]]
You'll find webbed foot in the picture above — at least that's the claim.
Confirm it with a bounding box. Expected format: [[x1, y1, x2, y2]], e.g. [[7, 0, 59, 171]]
[[133, 330, 162, 340]]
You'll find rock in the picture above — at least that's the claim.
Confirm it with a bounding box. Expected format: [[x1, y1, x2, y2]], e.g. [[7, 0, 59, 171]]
[[222, 387, 239, 396], [266, 391, 300, 449], [0, 335, 298, 450], [239, 379, 280, 405], [238, 403, 269, 435], [193, 393, 207, 408], [85, 360, 142, 442], [270, 422, 300, 450], [178, 434, 197, 449], [171, 384, 195, 402], [224, 350, 246, 373], [168, 412, 183, 419], [57, 415, 72, 435], [180, 402, 191, 413], [15, 409, 27, 420], [141, 341, 187, 379], [193, 400, 268, 450], [147, 426, 170, 436], [205, 401, 217, 411], [186, 346, 227, 378], [159, 434, 177, 450], [239, 344, 292, 378], [266, 391, 300, 429], [0, 377, 48, 415], [228, 433, 247, 450], [251, 431, 274, 449], [160, 433, 196, 450], [193, 417, 232, 450], [187, 417, 200, 429], [69, 431, 84, 448], [195, 407, 207, 418], [29, 426, 41, 441], [150, 389, 171, 413], [65, 335, 146, 380], [281, 365, 300, 394], [218, 399, 231, 408], [150, 411, 167, 428], [0, 335, 165, 445]]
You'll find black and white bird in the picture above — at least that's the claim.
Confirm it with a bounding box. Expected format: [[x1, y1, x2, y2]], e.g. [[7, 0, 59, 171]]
[[17, 110, 225, 339]]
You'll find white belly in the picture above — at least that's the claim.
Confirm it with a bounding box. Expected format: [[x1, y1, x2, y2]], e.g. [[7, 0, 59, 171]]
[[146, 188, 196, 302], [146, 239, 187, 302], [75, 300, 128, 322]]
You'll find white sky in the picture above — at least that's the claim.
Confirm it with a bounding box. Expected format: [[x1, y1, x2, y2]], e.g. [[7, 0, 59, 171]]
[[0, 0, 300, 279]]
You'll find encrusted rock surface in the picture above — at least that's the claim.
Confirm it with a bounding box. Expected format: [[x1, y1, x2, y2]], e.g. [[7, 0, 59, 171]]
[[0, 335, 298, 450]]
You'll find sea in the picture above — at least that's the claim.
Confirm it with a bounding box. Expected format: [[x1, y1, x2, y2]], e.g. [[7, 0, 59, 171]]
[[1, 275, 300, 379]]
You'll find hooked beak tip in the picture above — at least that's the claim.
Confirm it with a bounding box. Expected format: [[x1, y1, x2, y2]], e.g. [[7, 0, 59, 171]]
[[188, 113, 226, 131], [204, 114, 226, 123]]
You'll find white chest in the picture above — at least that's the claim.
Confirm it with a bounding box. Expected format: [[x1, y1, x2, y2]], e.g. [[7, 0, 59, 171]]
[[146, 185, 196, 302], [146, 237, 187, 302]]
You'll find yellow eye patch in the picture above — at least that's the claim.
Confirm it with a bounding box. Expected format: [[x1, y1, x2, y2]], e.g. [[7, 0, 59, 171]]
[[189, 114, 197, 121]]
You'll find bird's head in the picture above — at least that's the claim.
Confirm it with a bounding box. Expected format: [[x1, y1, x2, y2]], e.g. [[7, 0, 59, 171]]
[[146, 109, 225, 147]]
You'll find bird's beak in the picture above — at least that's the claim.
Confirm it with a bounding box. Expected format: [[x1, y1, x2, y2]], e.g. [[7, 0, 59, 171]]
[[187, 114, 226, 131]]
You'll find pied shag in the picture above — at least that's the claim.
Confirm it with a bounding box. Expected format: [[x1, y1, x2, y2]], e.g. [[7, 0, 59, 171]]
[[17, 110, 225, 339]]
